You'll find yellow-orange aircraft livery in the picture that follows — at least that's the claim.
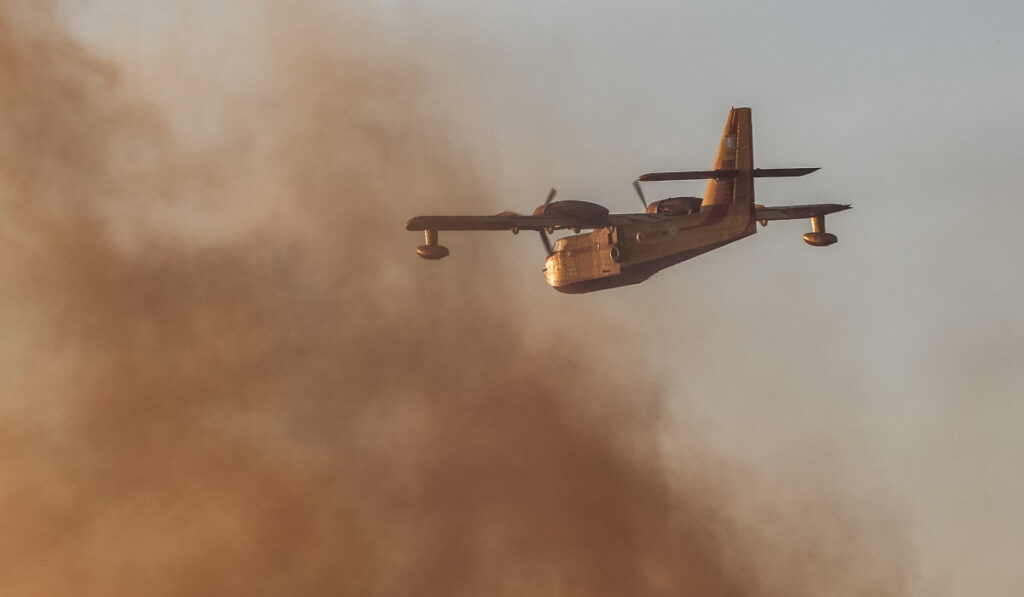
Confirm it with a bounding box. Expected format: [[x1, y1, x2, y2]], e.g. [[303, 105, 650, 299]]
[[407, 107, 850, 293]]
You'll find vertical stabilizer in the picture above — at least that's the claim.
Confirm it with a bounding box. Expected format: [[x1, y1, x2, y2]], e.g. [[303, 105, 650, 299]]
[[702, 107, 754, 206]]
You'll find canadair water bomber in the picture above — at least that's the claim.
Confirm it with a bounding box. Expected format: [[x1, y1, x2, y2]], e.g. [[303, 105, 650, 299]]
[[407, 107, 850, 293]]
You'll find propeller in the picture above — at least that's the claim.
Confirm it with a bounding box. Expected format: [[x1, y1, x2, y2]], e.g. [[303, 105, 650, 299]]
[[539, 188, 556, 255], [633, 180, 647, 210], [540, 229, 554, 256]]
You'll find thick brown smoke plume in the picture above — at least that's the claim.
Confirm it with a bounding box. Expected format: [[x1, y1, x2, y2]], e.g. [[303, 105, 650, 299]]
[[0, 2, 907, 595]]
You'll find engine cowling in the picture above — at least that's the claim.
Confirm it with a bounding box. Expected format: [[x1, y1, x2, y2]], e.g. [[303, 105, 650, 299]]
[[533, 200, 609, 224], [645, 196, 702, 215]]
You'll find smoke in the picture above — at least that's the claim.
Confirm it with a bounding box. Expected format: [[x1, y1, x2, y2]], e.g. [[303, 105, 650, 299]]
[[0, 2, 908, 595]]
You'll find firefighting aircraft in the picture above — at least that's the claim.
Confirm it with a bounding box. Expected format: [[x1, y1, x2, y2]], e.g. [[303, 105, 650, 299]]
[[406, 107, 850, 293]]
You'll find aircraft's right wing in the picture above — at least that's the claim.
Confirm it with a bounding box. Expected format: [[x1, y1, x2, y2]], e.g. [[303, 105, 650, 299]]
[[754, 203, 851, 221]]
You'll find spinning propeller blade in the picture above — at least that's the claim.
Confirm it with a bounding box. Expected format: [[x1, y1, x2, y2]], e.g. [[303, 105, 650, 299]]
[[540, 188, 556, 256], [540, 230, 553, 255], [633, 180, 647, 209]]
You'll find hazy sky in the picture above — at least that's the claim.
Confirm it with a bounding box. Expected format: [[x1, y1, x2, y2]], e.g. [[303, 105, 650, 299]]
[[403, 4, 1024, 594], [54, 1, 1024, 594], [373, 5, 1024, 593]]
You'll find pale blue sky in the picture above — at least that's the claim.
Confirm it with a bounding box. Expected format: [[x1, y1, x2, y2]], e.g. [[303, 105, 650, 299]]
[[66, 1, 1024, 594]]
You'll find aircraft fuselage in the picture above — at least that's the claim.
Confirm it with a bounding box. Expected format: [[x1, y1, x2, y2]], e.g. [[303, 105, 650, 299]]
[[543, 201, 756, 293]]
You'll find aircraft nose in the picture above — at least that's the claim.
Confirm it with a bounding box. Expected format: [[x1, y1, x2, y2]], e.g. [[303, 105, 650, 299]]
[[543, 254, 562, 287]]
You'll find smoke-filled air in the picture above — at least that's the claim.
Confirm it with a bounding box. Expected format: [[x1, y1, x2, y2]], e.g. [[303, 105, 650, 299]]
[[0, 2, 907, 595]]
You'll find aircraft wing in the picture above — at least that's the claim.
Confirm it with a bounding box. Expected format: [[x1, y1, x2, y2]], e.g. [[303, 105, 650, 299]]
[[406, 213, 661, 232], [407, 214, 586, 232], [754, 203, 851, 221], [408, 206, 849, 231]]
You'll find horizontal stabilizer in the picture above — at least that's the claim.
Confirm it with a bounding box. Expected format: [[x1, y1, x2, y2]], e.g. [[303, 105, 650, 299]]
[[754, 203, 851, 221], [637, 167, 819, 182], [639, 169, 733, 181], [752, 167, 820, 178]]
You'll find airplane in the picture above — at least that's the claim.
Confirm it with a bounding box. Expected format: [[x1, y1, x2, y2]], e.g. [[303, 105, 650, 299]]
[[406, 107, 850, 293]]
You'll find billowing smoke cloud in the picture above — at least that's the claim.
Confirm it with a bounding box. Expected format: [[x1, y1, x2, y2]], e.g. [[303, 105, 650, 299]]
[[0, 2, 908, 595]]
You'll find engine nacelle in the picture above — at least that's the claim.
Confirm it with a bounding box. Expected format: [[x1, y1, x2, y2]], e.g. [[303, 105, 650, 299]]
[[533, 200, 609, 224], [645, 196, 702, 215]]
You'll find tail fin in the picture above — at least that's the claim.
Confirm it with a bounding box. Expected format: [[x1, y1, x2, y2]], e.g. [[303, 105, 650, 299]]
[[703, 107, 753, 207]]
